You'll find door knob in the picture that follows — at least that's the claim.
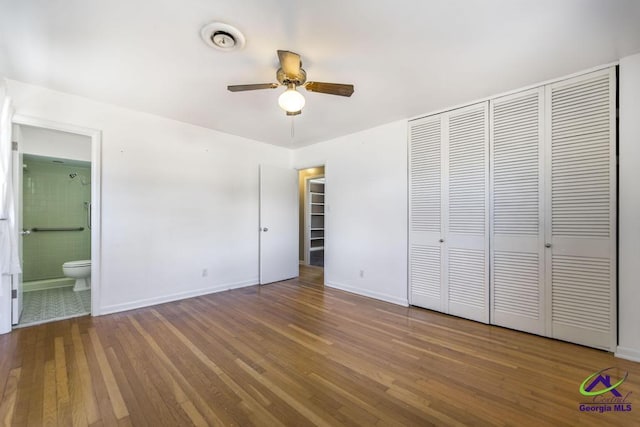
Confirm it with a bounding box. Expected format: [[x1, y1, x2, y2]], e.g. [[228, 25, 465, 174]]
[[262, 227, 269, 232], [439, 238, 444, 243], [545, 243, 551, 248]]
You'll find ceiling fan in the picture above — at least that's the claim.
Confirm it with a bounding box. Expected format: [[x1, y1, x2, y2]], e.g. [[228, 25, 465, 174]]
[[227, 50, 354, 116]]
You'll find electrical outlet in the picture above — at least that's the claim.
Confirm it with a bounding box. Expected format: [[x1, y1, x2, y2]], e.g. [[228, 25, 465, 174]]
[[359, 270, 364, 278], [202, 268, 208, 277]]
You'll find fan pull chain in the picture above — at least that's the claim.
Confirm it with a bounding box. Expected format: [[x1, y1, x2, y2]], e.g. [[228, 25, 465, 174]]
[[291, 116, 295, 139]]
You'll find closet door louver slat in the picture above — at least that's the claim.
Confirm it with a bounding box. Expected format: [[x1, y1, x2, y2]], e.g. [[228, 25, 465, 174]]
[[547, 68, 616, 351], [490, 88, 545, 335], [409, 116, 444, 311]]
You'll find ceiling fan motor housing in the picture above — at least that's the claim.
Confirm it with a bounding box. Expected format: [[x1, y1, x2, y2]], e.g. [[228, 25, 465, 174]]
[[277, 67, 307, 86]]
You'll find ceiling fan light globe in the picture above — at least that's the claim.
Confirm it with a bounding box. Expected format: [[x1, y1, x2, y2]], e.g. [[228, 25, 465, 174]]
[[278, 88, 305, 113]]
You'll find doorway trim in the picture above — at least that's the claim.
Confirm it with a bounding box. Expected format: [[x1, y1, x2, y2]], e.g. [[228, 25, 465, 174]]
[[12, 114, 102, 318]]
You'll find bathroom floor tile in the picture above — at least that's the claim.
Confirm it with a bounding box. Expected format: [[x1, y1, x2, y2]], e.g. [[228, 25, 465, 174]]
[[17, 287, 91, 327]]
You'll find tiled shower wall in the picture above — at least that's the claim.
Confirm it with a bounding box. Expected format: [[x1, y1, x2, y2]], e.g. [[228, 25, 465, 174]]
[[23, 157, 91, 282]]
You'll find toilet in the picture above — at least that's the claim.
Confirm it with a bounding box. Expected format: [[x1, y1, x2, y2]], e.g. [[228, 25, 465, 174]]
[[62, 260, 91, 291]]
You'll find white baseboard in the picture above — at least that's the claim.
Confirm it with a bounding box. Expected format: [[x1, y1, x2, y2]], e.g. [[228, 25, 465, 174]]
[[98, 278, 258, 316], [325, 280, 409, 307], [615, 346, 640, 362]]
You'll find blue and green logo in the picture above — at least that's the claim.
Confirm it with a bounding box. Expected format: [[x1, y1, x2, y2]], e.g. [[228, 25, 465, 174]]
[[580, 367, 628, 397], [578, 367, 632, 413]]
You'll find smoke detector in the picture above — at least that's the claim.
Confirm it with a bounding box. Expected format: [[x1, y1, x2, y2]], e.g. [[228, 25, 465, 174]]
[[201, 22, 245, 51]]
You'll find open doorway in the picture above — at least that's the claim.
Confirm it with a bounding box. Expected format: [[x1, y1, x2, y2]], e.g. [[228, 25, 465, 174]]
[[298, 166, 325, 268], [10, 118, 101, 328], [14, 126, 92, 327]]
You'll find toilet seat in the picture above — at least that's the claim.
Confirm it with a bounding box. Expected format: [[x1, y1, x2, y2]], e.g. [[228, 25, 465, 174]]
[[63, 260, 91, 268]]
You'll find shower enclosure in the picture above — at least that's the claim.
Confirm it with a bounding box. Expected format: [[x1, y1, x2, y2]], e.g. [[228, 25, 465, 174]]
[[15, 154, 93, 326], [21, 155, 91, 290]]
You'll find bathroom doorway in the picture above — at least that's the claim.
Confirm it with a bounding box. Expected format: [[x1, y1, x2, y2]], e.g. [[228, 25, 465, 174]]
[[12, 122, 97, 327], [298, 166, 325, 268]]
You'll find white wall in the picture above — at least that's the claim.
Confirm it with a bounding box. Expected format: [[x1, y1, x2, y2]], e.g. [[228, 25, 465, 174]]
[[617, 53, 640, 362], [0, 79, 6, 106], [19, 125, 91, 161], [7, 80, 290, 315], [293, 121, 408, 305]]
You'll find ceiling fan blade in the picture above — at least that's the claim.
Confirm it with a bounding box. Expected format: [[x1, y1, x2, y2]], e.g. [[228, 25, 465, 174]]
[[227, 83, 279, 92], [305, 82, 354, 97], [277, 50, 301, 79]]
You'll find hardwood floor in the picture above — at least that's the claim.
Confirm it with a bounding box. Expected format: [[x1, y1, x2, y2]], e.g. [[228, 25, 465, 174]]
[[0, 265, 638, 426]]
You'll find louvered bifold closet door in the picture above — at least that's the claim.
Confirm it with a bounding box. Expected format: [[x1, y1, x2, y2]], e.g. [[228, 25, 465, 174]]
[[445, 103, 490, 323], [490, 88, 546, 335], [546, 68, 616, 351], [409, 115, 444, 311]]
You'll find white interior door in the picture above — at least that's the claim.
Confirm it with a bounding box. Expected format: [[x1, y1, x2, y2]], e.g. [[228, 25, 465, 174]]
[[546, 68, 616, 351], [490, 88, 546, 335], [409, 115, 444, 311], [445, 103, 490, 323], [11, 137, 23, 325], [259, 164, 299, 284]]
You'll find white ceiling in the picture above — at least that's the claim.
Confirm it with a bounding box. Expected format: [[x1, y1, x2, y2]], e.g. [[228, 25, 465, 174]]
[[2, 0, 640, 147]]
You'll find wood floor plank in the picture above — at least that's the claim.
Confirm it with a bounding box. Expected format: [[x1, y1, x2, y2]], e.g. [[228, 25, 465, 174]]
[[70, 323, 100, 425], [26, 326, 46, 426], [103, 342, 150, 427], [43, 360, 57, 426], [67, 337, 89, 427], [54, 336, 70, 406], [87, 328, 129, 420], [1, 266, 639, 426], [81, 331, 119, 426], [0, 367, 20, 426]]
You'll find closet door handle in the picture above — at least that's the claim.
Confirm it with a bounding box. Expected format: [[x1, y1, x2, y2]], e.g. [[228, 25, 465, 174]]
[[545, 243, 551, 248], [439, 238, 444, 243]]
